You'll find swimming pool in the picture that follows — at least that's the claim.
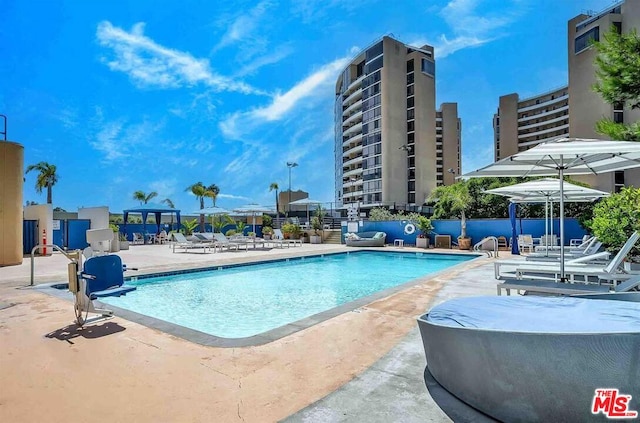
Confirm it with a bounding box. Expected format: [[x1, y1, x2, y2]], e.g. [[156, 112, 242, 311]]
[[100, 251, 477, 344]]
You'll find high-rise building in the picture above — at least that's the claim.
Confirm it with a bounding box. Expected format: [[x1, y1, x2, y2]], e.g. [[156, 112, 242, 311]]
[[334, 36, 461, 212], [493, 1, 640, 192]]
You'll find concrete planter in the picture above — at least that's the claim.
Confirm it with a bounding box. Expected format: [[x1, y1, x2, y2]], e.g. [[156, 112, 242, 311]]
[[110, 234, 120, 252], [416, 237, 429, 249], [310, 235, 322, 244]]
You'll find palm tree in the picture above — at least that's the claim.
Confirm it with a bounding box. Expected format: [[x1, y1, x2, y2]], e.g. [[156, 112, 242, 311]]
[[427, 182, 472, 243], [185, 182, 207, 231], [162, 198, 175, 227], [25, 162, 58, 204], [206, 184, 220, 206], [269, 182, 279, 221], [132, 190, 158, 205]]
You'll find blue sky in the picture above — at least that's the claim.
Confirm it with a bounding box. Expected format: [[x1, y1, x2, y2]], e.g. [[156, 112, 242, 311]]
[[1, 0, 616, 213]]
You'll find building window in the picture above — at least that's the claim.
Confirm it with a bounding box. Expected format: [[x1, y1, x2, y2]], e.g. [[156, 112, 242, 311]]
[[408, 121, 415, 132], [365, 41, 383, 61], [407, 133, 414, 143], [408, 193, 415, 203], [575, 26, 599, 53], [614, 111, 624, 123], [408, 181, 415, 191], [407, 73, 414, 84], [407, 97, 414, 108], [407, 59, 414, 72], [365, 56, 383, 74], [612, 21, 622, 34], [356, 61, 365, 77], [421, 58, 435, 77], [407, 109, 415, 120], [407, 85, 414, 96]]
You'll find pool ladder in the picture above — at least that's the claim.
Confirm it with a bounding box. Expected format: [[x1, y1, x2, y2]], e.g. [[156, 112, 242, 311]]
[[473, 237, 499, 258]]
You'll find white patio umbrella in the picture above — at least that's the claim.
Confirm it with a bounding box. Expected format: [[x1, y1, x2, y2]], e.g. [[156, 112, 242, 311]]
[[192, 206, 231, 233], [288, 198, 324, 224], [462, 137, 640, 280], [484, 178, 609, 256], [232, 204, 275, 234]]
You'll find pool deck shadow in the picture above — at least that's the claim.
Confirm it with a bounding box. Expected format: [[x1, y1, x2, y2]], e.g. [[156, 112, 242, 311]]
[[0, 244, 509, 422]]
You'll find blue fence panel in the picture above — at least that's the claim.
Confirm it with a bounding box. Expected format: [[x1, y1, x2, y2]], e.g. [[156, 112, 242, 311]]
[[52, 220, 65, 248], [343, 218, 588, 246], [23, 220, 39, 254], [67, 220, 91, 250]]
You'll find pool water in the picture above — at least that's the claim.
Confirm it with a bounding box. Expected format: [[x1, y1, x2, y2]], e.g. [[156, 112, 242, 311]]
[[100, 251, 475, 339]]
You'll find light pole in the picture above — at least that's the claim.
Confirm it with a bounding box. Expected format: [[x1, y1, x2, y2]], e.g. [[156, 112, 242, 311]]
[[286, 161, 298, 216]]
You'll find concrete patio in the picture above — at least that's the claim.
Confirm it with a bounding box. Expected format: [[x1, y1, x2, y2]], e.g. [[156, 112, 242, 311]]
[[0, 243, 508, 422]]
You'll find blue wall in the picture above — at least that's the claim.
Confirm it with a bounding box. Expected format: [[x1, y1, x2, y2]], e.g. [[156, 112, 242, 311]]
[[119, 223, 263, 240], [343, 218, 587, 246]]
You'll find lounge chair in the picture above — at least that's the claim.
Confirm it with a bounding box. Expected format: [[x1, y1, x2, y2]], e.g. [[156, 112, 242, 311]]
[[497, 274, 640, 296], [344, 231, 387, 247], [273, 229, 302, 246], [156, 230, 168, 244], [508, 231, 640, 283], [526, 241, 606, 261], [171, 232, 211, 253], [533, 235, 597, 253], [212, 233, 249, 251]]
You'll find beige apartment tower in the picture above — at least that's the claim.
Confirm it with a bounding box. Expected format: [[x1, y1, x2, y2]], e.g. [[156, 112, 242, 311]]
[[494, 0, 640, 191], [335, 36, 461, 211]]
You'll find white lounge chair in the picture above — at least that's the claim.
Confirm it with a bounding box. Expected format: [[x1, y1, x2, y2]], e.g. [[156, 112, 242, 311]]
[[497, 274, 640, 296], [518, 235, 534, 254], [533, 235, 597, 253], [132, 232, 144, 245], [273, 229, 302, 246], [212, 233, 249, 251], [510, 231, 640, 283], [171, 232, 211, 253]]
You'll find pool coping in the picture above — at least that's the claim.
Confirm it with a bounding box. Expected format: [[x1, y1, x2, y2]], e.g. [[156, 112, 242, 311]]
[[34, 249, 482, 348]]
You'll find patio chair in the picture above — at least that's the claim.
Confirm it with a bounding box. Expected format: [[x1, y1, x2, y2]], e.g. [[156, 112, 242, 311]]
[[212, 233, 249, 251], [497, 274, 640, 296], [534, 235, 597, 253], [273, 229, 302, 246], [171, 232, 211, 253], [527, 240, 605, 260], [132, 232, 144, 245], [156, 230, 168, 244], [509, 231, 640, 283], [518, 235, 534, 254]]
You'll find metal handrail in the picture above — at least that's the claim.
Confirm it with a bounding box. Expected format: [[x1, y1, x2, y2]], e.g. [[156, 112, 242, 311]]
[[474, 236, 499, 258], [30, 244, 81, 286]]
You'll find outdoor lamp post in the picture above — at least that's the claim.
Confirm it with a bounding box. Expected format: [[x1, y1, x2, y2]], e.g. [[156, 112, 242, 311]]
[[287, 161, 298, 216]]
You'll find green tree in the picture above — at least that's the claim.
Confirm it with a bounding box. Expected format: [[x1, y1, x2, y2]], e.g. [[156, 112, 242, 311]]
[[590, 187, 640, 259], [206, 184, 220, 206], [186, 182, 207, 231], [25, 161, 58, 204], [132, 190, 158, 205], [592, 27, 640, 141], [427, 182, 472, 238], [269, 182, 280, 220]]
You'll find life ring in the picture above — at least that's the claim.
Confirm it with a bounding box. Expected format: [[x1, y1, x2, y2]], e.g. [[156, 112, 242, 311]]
[[404, 223, 416, 235]]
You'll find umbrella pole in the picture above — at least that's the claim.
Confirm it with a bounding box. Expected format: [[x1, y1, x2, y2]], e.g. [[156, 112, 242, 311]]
[[559, 161, 565, 282], [545, 197, 549, 257]]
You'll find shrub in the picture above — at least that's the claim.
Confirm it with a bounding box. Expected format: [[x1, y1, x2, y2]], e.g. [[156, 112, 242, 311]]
[[262, 214, 273, 228], [181, 218, 199, 235], [415, 216, 433, 237], [225, 229, 237, 237], [262, 226, 273, 235], [369, 207, 395, 221], [590, 187, 640, 260]]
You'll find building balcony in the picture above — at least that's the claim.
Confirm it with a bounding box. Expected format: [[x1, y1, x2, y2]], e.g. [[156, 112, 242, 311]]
[[343, 167, 363, 179], [342, 110, 363, 128], [343, 190, 364, 199], [342, 156, 363, 168], [343, 74, 365, 98], [342, 84, 364, 105], [342, 132, 363, 148], [343, 178, 363, 188], [343, 122, 363, 138], [343, 99, 362, 116], [518, 94, 568, 113], [519, 131, 570, 148], [518, 105, 569, 123], [343, 144, 363, 157], [518, 123, 569, 141], [519, 114, 570, 131]]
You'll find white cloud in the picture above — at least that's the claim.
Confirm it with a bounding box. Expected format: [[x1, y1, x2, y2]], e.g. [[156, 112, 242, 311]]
[[213, 0, 273, 52], [220, 54, 352, 138], [412, 0, 527, 58], [149, 178, 178, 197], [96, 21, 263, 94], [235, 45, 293, 77], [91, 120, 127, 161]]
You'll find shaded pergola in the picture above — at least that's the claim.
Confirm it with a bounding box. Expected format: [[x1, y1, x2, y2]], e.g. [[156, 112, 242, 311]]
[[123, 203, 181, 235]]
